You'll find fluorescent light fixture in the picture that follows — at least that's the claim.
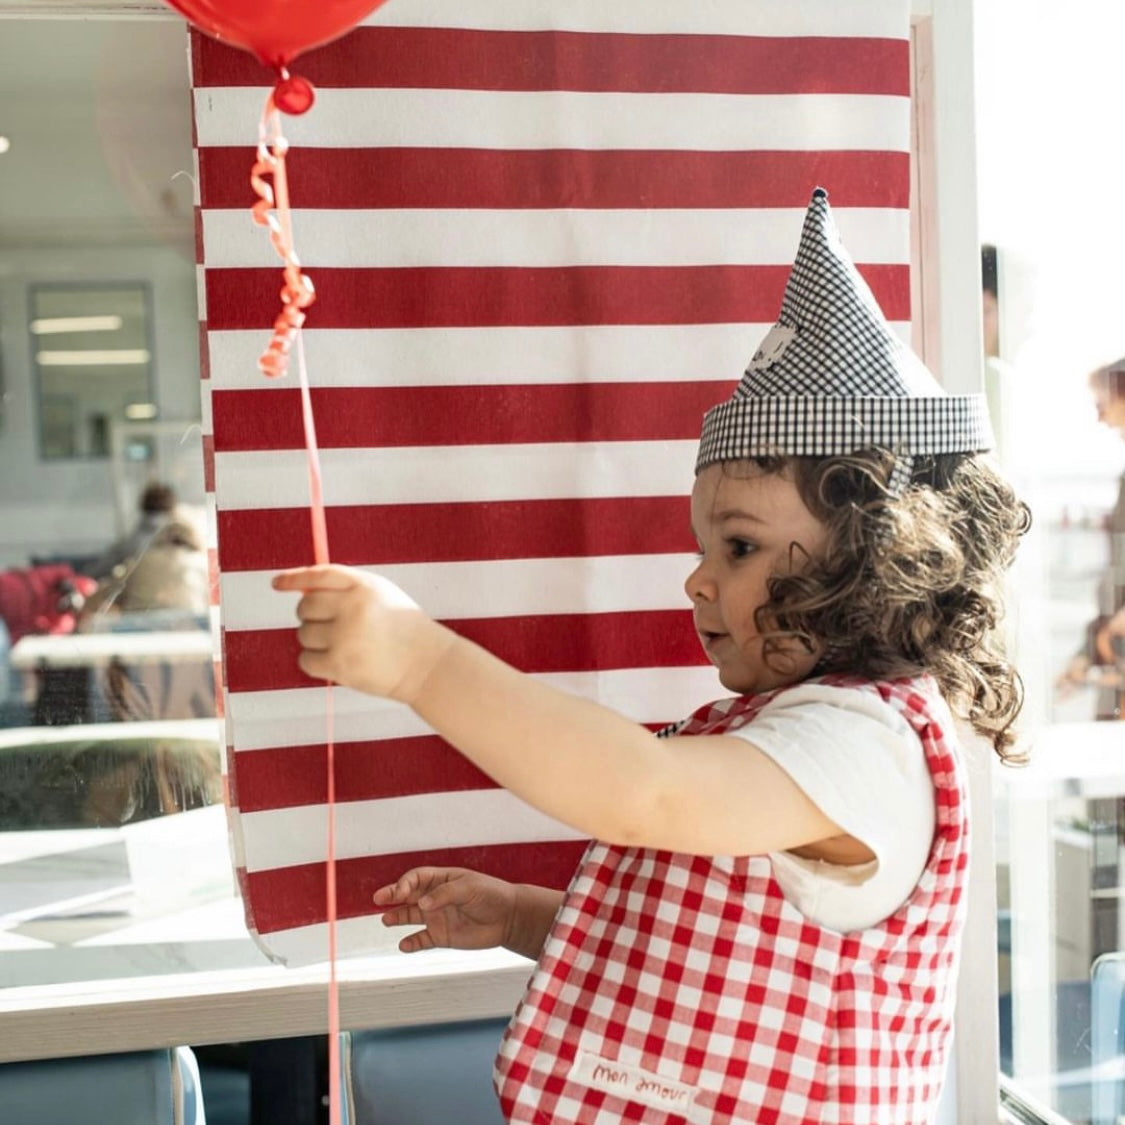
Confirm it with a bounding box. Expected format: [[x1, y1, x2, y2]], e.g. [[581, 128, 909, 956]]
[[30, 315, 124, 335], [125, 403, 159, 420], [36, 349, 151, 367], [0, 137, 9, 155]]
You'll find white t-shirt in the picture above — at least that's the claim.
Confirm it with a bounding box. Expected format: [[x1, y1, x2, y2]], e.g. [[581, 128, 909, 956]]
[[729, 681, 938, 933]]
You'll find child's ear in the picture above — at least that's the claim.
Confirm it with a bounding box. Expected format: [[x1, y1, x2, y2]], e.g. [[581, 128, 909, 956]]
[[786, 539, 817, 572]]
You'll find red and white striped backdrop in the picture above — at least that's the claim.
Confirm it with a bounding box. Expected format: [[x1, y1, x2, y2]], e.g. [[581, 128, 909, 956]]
[[191, 0, 913, 966]]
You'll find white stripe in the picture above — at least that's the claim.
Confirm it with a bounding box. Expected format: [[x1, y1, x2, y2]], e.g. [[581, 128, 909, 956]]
[[195, 269, 207, 321], [364, 0, 909, 37], [224, 554, 696, 630], [213, 441, 697, 508], [194, 90, 910, 153], [190, 148, 201, 208], [252, 915, 408, 964], [240, 789, 585, 873], [203, 494, 219, 545], [225, 665, 722, 752], [202, 323, 913, 393], [200, 208, 910, 271], [259, 921, 534, 968]]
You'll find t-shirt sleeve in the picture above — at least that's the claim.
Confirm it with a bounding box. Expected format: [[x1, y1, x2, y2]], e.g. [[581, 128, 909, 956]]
[[727, 681, 937, 930]]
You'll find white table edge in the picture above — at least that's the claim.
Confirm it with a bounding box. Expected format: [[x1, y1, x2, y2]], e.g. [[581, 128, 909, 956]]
[[0, 957, 531, 1062], [9, 630, 214, 671]]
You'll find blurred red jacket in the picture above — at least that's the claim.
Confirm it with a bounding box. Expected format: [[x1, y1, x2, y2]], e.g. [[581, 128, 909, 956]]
[[0, 564, 98, 644]]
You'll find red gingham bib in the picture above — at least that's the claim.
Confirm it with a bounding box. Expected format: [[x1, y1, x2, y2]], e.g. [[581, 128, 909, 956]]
[[494, 675, 968, 1124]]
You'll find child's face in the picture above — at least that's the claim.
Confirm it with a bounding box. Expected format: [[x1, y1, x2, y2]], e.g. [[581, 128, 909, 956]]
[[686, 463, 828, 695]]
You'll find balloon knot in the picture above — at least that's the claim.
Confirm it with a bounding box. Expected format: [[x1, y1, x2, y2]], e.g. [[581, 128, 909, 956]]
[[274, 75, 316, 116]]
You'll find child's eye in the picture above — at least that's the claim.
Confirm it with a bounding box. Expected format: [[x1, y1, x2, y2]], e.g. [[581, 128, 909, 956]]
[[727, 538, 756, 559]]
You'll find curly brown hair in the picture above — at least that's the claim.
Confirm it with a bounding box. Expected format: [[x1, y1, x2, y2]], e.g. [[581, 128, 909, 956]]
[[740, 451, 1031, 761]]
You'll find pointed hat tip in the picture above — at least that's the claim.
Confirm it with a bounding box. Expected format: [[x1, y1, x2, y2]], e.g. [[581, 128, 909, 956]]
[[693, 182, 996, 470]]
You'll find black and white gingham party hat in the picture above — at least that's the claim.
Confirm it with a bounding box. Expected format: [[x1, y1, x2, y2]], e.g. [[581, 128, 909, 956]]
[[696, 189, 994, 488]]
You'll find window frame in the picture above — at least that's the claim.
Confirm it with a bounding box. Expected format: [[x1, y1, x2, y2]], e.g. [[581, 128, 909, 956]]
[[910, 3, 1003, 1123]]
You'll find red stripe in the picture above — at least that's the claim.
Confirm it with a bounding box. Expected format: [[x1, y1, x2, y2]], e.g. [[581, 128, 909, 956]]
[[197, 320, 211, 381], [188, 31, 202, 146], [202, 434, 215, 493], [224, 611, 704, 694], [245, 840, 589, 933], [194, 28, 909, 96], [204, 265, 910, 330], [198, 147, 911, 211], [233, 721, 675, 813], [233, 736, 497, 813], [193, 206, 204, 266], [211, 382, 729, 452], [217, 497, 694, 571]]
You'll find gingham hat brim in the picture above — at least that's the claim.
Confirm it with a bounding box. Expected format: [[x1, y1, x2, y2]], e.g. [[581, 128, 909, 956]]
[[696, 392, 995, 471]]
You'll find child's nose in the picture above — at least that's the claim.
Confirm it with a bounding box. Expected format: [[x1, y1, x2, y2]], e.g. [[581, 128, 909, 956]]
[[684, 559, 716, 603]]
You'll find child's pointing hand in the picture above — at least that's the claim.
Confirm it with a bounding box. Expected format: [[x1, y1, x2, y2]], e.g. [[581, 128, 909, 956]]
[[271, 564, 457, 704]]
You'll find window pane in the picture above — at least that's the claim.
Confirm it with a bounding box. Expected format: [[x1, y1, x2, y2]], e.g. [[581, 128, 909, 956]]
[[0, 17, 266, 988], [979, 1, 1125, 1121]]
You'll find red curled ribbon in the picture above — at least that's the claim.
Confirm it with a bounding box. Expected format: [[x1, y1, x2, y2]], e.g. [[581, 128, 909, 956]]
[[250, 85, 316, 380]]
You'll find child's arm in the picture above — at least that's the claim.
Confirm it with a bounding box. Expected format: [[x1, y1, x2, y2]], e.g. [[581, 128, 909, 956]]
[[373, 867, 562, 960], [273, 565, 849, 858]]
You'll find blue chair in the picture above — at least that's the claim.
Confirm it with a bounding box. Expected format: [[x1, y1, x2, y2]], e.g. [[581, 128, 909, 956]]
[[0, 1046, 205, 1125], [0, 617, 31, 728], [342, 1018, 509, 1125], [1091, 952, 1125, 1125]]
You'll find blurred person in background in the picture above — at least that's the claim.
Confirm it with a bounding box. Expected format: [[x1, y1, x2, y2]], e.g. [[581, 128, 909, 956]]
[[981, 243, 1016, 465], [80, 482, 209, 624], [86, 480, 179, 582], [1057, 357, 1125, 718], [79, 481, 213, 724]]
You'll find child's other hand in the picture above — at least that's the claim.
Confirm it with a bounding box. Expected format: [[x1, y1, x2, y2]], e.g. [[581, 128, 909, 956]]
[[272, 564, 456, 703], [373, 867, 517, 954]]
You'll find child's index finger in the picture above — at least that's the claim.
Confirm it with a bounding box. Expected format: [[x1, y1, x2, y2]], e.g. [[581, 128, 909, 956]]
[[372, 884, 399, 906], [271, 564, 356, 592]]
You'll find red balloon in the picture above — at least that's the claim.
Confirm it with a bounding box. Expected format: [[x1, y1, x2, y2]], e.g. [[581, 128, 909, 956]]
[[162, 0, 390, 72]]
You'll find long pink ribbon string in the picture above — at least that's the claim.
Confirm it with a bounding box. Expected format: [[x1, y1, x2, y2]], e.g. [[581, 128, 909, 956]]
[[251, 92, 341, 1125]]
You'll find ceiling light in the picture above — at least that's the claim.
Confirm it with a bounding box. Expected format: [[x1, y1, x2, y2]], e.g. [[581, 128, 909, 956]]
[[0, 138, 10, 155], [125, 403, 159, 420], [36, 349, 151, 367], [30, 315, 124, 335]]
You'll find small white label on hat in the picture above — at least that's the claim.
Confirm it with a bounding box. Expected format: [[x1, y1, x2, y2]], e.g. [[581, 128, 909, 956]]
[[747, 324, 796, 371]]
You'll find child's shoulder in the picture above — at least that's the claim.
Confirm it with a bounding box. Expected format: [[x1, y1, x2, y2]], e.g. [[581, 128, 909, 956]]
[[768, 672, 953, 741], [804, 670, 938, 700], [662, 672, 943, 740], [776, 671, 945, 718]]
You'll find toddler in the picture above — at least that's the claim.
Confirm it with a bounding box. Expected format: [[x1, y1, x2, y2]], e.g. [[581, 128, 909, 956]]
[[274, 190, 1029, 1124]]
